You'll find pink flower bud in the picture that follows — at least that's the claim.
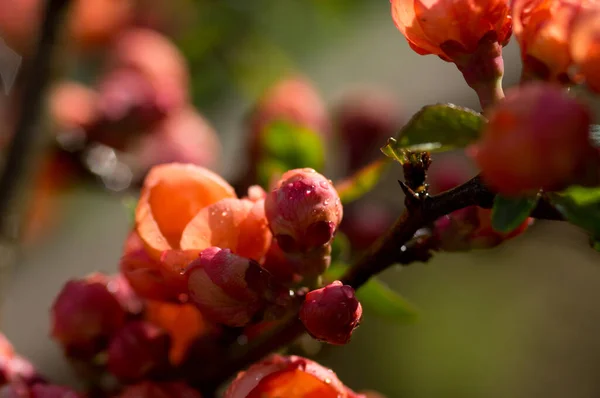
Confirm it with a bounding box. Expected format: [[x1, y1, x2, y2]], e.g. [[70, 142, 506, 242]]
[[225, 355, 361, 398], [29, 384, 81, 398], [118, 381, 201, 398], [300, 281, 362, 345], [186, 247, 291, 327], [107, 321, 171, 381], [265, 168, 343, 254], [0, 355, 44, 387], [470, 83, 598, 195], [334, 88, 404, 172], [433, 206, 531, 251], [51, 277, 126, 358]]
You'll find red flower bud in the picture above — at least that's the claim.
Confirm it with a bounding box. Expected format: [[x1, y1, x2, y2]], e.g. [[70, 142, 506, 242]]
[[29, 384, 81, 398], [433, 206, 531, 251], [186, 247, 291, 327], [225, 355, 362, 398], [470, 83, 597, 195], [107, 321, 171, 381], [51, 277, 126, 358], [118, 381, 201, 398], [391, 0, 512, 61], [300, 281, 362, 345], [571, 9, 600, 93], [250, 76, 329, 139], [334, 88, 404, 172], [265, 168, 343, 254]]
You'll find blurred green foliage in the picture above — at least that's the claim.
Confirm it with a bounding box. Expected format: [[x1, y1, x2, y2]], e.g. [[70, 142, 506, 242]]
[[174, 0, 370, 109]]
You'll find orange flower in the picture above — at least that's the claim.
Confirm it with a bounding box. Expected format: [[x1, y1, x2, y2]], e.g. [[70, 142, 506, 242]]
[[145, 300, 217, 365], [512, 0, 598, 82], [571, 10, 600, 92], [390, 0, 512, 61], [128, 164, 272, 300], [224, 355, 364, 398]]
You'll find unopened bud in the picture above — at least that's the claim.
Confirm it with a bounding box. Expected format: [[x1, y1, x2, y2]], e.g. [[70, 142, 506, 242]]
[[118, 381, 201, 398], [470, 83, 598, 195], [107, 321, 171, 381], [433, 207, 531, 252], [51, 277, 126, 358], [265, 168, 343, 254], [186, 247, 290, 327], [300, 281, 362, 345], [225, 355, 361, 398]]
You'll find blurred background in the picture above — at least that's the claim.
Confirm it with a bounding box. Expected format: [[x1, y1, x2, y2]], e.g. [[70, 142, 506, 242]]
[[1, 1, 600, 397]]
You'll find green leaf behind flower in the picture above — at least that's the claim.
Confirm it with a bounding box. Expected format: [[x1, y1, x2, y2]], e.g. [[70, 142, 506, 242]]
[[550, 186, 600, 250], [335, 159, 390, 204], [491, 195, 539, 233]]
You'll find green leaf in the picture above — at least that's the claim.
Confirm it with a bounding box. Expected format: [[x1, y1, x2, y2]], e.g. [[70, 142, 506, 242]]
[[392, 104, 486, 153], [491, 195, 539, 233], [335, 159, 390, 204], [258, 121, 325, 187], [550, 186, 600, 241], [324, 264, 418, 322]]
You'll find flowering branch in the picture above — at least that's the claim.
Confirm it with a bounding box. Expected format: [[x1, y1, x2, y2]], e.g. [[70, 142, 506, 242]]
[[0, 0, 70, 241], [201, 174, 563, 392]]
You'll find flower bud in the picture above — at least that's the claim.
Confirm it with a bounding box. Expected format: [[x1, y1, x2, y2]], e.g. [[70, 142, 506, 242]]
[[29, 384, 82, 398], [571, 10, 600, 93], [0, 355, 44, 387], [512, 0, 596, 82], [186, 247, 291, 327], [433, 206, 531, 251], [250, 76, 329, 139], [118, 381, 201, 398], [390, 0, 512, 61], [334, 88, 403, 172], [0, 333, 14, 359], [300, 281, 362, 345], [470, 83, 597, 195], [107, 321, 171, 381], [225, 355, 362, 398], [51, 277, 126, 358], [265, 168, 343, 254]]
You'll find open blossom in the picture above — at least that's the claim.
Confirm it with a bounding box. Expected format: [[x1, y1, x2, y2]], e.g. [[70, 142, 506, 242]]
[[186, 247, 291, 327], [390, 0, 512, 61], [224, 355, 364, 398], [126, 163, 271, 301], [512, 0, 599, 82], [470, 83, 597, 195], [570, 9, 600, 92], [300, 281, 363, 345]]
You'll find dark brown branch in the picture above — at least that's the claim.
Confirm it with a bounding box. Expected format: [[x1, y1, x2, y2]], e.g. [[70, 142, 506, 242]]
[[0, 0, 70, 240], [203, 174, 563, 390]]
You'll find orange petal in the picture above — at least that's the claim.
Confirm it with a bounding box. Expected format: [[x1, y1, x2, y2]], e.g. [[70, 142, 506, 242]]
[[145, 300, 213, 365], [237, 199, 272, 262], [136, 163, 236, 258], [248, 369, 341, 398], [179, 198, 251, 254]]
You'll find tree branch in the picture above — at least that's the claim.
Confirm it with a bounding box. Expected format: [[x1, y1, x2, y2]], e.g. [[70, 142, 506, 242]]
[[202, 174, 564, 390], [0, 0, 70, 241]]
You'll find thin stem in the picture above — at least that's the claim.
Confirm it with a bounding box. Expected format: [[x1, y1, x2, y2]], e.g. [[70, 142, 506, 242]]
[[203, 175, 563, 390], [0, 0, 70, 239]]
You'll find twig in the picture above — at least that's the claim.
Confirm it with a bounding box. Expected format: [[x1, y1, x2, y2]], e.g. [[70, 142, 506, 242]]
[[203, 174, 563, 390], [0, 0, 70, 240]]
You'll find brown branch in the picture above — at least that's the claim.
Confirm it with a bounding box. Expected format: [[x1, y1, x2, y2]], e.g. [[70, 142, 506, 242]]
[[202, 174, 563, 391], [0, 0, 70, 240]]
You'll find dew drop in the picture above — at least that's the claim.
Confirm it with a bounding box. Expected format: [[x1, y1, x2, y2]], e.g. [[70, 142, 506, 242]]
[[324, 378, 331, 384], [319, 181, 329, 189], [305, 190, 312, 195], [323, 200, 329, 206], [221, 211, 228, 217]]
